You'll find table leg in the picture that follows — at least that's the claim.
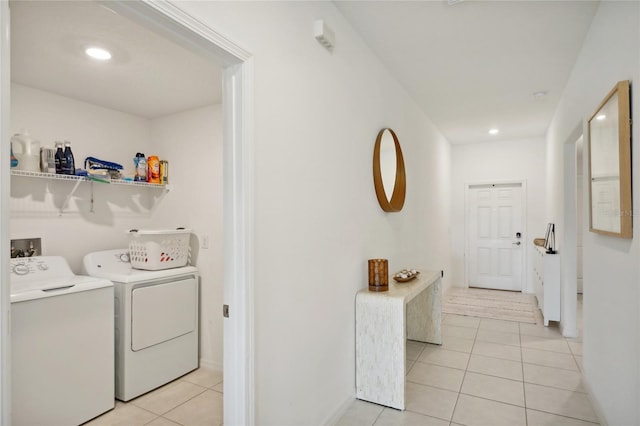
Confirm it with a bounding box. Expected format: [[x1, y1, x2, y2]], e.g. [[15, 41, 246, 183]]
[[407, 278, 442, 344], [355, 295, 405, 409]]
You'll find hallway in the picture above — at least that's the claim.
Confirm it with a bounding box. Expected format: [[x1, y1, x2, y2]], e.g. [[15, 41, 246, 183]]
[[338, 300, 593, 426]]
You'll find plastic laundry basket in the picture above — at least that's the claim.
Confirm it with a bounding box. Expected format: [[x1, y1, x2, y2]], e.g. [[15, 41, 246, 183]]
[[128, 228, 191, 270]]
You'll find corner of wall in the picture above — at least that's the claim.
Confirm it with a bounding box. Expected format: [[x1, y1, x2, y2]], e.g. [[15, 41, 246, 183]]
[[321, 396, 356, 426], [581, 373, 611, 426]]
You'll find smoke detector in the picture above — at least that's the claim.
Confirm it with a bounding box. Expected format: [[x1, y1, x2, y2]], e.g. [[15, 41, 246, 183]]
[[532, 90, 548, 100]]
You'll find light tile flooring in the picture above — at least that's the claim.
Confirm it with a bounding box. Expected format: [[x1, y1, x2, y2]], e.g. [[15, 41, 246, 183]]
[[84, 368, 223, 426], [86, 297, 589, 426], [338, 296, 596, 426]]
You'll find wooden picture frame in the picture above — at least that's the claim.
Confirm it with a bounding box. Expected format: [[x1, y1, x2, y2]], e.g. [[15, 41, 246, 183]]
[[587, 80, 632, 238]]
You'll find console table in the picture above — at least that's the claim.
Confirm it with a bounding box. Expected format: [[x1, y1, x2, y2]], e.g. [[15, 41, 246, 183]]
[[355, 270, 442, 410]]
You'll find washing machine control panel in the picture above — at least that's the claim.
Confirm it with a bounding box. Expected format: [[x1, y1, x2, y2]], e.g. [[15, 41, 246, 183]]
[[10, 257, 72, 279]]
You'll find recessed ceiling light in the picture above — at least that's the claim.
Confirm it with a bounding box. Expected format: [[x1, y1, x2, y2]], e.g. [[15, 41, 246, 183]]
[[85, 47, 112, 61], [596, 114, 606, 121], [489, 128, 499, 135]]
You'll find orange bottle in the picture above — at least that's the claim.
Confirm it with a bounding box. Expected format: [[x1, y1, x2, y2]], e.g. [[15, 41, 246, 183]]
[[147, 156, 160, 183]]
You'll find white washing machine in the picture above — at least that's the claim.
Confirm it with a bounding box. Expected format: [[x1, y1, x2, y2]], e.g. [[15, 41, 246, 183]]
[[10, 256, 114, 426], [83, 249, 199, 401]]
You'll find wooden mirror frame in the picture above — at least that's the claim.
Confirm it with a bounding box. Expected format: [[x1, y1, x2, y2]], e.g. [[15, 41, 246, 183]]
[[587, 80, 632, 238], [373, 128, 406, 212]]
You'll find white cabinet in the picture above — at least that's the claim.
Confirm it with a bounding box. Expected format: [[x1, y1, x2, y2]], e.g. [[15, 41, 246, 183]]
[[532, 245, 560, 326]]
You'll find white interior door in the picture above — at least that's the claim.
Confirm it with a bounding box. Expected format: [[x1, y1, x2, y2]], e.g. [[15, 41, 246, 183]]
[[577, 175, 584, 294], [467, 183, 524, 291], [576, 136, 584, 294]]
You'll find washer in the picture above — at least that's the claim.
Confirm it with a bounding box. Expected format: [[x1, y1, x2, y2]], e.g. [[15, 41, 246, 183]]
[[83, 249, 199, 401], [10, 256, 114, 426]]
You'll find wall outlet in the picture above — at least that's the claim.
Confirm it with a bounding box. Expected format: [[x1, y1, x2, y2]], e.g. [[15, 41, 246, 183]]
[[201, 235, 210, 249], [11, 238, 42, 258]]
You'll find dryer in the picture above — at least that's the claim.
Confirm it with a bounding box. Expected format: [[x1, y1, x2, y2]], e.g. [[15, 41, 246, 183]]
[[83, 249, 199, 401]]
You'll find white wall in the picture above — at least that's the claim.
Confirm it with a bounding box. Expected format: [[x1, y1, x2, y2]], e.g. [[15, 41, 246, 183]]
[[11, 84, 151, 174], [545, 2, 639, 424], [10, 83, 156, 269], [150, 105, 224, 370], [174, 2, 453, 424], [10, 84, 225, 369], [451, 138, 546, 293]]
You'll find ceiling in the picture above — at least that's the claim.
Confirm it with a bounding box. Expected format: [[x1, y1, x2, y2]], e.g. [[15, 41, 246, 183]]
[[10, 1, 599, 144], [335, 0, 599, 144], [10, 0, 222, 119]]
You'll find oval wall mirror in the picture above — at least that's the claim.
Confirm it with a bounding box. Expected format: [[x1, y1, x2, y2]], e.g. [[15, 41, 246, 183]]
[[373, 128, 406, 212]]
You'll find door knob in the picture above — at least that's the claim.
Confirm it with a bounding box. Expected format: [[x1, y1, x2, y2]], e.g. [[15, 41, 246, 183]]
[[512, 242, 521, 245]]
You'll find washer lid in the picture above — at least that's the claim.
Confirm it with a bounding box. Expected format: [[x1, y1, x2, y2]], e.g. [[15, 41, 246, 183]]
[[10, 257, 113, 304], [82, 249, 197, 283]]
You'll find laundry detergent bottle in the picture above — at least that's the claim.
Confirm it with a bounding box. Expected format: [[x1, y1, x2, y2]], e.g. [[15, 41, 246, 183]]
[[134, 153, 147, 182], [54, 142, 65, 174], [11, 130, 40, 172], [147, 155, 160, 183], [63, 141, 75, 175], [10, 142, 18, 168]]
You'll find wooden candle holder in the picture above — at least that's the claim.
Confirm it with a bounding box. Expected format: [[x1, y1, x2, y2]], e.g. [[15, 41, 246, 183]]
[[368, 259, 389, 292]]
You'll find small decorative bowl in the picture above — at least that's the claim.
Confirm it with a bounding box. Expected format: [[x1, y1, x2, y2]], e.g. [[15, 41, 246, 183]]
[[393, 269, 419, 282]]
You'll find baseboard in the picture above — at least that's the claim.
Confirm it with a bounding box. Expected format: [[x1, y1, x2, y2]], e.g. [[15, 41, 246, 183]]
[[581, 371, 608, 426], [322, 394, 355, 426], [199, 358, 223, 372]]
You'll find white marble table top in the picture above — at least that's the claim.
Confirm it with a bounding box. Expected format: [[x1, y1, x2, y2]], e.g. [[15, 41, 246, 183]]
[[357, 269, 440, 302]]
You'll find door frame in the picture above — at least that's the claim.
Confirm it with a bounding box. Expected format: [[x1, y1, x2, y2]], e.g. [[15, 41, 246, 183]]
[[561, 137, 581, 338], [464, 180, 527, 291], [0, 1, 256, 424], [0, 2, 10, 422]]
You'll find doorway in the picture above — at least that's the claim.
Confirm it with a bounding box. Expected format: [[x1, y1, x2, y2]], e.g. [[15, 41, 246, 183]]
[[465, 182, 525, 291], [561, 135, 582, 338], [0, 1, 254, 424], [576, 137, 584, 295], [576, 137, 584, 336]]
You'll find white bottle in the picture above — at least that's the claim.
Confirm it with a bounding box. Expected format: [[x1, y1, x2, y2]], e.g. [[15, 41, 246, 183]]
[[11, 130, 40, 172]]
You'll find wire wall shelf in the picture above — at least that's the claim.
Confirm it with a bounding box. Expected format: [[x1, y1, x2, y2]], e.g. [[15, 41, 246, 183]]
[[11, 169, 169, 215], [11, 170, 168, 189]]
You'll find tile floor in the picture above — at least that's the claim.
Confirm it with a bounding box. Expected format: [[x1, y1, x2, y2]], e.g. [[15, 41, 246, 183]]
[[338, 296, 597, 426], [84, 368, 223, 426], [86, 297, 589, 426]]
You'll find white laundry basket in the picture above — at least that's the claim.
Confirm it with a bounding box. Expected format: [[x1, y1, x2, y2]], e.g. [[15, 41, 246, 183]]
[[128, 228, 191, 270]]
